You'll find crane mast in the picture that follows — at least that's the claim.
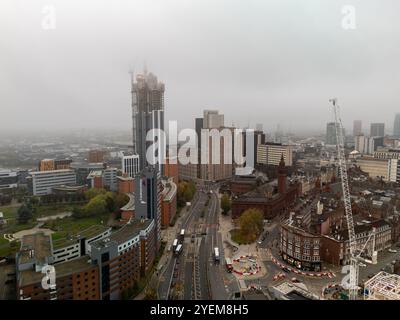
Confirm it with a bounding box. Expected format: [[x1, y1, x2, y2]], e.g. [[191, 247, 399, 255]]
[[329, 98, 359, 300]]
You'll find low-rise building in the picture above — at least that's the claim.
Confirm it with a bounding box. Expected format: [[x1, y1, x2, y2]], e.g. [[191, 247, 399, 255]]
[[27, 169, 77, 196]]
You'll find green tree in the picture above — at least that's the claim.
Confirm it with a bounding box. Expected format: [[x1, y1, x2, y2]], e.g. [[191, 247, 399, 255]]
[[84, 188, 106, 200], [237, 208, 264, 243], [17, 205, 33, 224], [83, 195, 108, 216], [221, 193, 231, 214]]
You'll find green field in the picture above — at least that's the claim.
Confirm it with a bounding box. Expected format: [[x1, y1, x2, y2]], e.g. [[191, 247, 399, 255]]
[[0, 205, 19, 219]]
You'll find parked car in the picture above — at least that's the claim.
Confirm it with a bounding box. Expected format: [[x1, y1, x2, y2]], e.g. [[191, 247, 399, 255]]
[[359, 262, 367, 267], [388, 248, 397, 253], [367, 273, 375, 279]]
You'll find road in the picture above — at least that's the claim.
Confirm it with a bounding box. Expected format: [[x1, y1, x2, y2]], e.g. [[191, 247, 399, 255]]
[[157, 190, 207, 299]]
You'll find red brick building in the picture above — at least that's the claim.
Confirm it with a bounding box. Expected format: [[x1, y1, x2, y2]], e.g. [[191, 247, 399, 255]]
[[232, 156, 299, 219]]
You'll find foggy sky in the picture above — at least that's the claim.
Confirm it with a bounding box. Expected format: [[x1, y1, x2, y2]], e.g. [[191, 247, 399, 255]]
[[1, 0, 399, 135]]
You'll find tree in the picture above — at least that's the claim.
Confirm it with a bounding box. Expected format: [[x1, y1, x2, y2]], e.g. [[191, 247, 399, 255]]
[[221, 193, 231, 214], [17, 205, 33, 224], [84, 188, 106, 200], [237, 208, 264, 243], [83, 195, 108, 216]]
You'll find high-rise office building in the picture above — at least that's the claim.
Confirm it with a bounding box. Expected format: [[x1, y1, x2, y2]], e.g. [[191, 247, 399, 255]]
[[135, 166, 161, 251], [203, 110, 224, 129], [122, 154, 139, 178], [131, 70, 165, 171], [370, 123, 385, 137], [256, 123, 263, 132], [353, 120, 362, 136], [394, 114, 400, 137], [326, 122, 337, 145]]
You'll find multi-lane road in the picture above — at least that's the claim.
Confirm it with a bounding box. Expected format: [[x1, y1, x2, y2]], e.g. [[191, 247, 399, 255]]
[[158, 184, 237, 300]]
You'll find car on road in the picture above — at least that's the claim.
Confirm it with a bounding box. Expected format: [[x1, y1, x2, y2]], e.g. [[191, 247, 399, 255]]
[[388, 248, 397, 253], [367, 273, 375, 279], [273, 273, 286, 281], [359, 262, 367, 267], [257, 240, 262, 245], [291, 277, 300, 283], [191, 234, 195, 243], [282, 267, 291, 273]]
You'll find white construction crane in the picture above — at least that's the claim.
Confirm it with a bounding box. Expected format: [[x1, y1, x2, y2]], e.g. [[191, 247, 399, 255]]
[[329, 98, 377, 300], [329, 98, 359, 300]]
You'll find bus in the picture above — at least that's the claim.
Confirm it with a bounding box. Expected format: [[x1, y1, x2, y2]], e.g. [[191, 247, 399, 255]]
[[172, 239, 178, 252], [225, 257, 233, 273], [179, 229, 185, 242], [214, 247, 220, 264], [175, 244, 183, 256]]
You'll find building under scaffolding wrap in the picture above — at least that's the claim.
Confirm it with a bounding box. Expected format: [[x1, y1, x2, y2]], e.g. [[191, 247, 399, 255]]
[[364, 271, 400, 300]]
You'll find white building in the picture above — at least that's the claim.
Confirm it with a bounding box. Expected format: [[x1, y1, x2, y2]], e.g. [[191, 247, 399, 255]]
[[28, 169, 76, 196], [0, 169, 18, 189], [257, 143, 293, 166], [122, 154, 140, 178]]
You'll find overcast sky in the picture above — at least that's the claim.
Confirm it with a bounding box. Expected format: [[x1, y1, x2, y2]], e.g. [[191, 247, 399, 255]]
[[1, 0, 399, 135]]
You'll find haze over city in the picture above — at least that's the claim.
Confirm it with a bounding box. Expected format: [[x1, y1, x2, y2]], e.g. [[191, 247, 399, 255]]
[[1, 0, 400, 134]]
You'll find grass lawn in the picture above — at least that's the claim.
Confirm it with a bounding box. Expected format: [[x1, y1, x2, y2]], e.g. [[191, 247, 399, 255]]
[[45, 213, 110, 239], [0, 205, 19, 219], [230, 229, 257, 245]]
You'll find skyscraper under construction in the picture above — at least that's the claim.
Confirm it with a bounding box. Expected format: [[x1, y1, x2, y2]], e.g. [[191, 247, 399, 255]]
[[131, 69, 165, 171]]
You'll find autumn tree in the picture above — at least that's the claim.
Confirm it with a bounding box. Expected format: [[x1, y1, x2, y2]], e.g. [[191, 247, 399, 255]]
[[237, 208, 264, 243]]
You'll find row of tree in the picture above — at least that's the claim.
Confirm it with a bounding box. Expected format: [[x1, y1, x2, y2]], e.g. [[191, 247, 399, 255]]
[[73, 189, 129, 218]]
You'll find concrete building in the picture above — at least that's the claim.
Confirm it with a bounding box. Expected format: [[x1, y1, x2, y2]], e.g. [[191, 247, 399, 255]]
[[0, 169, 18, 189], [71, 162, 106, 185], [103, 167, 118, 191], [257, 143, 293, 166], [88, 150, 105, 163], [370, 123, 385, 137], [353, 120, 362, 136], [394, 114, 400, 138], [203, 110, 224, 129], [135, 167, 162, 251], [355, 156, 389, 181], [86, 170, 103, 189], [355, 135, 384, 154], [131, 70, 165, 170], [27, 169, 77, 196], [122, 154, 139, 178]]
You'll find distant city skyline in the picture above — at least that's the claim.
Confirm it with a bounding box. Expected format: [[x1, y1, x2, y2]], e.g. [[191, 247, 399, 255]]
[[1, 1, 400, 134]]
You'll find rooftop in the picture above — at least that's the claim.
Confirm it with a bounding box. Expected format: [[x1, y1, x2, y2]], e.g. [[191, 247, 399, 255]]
[[19, 256, 95, 287], [52, 225, 110, 249], [19, 232, 52, 265]]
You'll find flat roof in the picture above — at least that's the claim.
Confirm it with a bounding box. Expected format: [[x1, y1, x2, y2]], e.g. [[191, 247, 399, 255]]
[[19, 256, 95, 287], [109, 219, 152, 244], [52, 225, 110, 249], [19, 232, 52, 265]]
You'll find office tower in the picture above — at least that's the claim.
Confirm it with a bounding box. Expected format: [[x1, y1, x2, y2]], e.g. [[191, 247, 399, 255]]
[[370, 123, 385, 137], [353, 120, 362, 136], [203, 110, 224, 129], [131, 70, 165, 171], [135, 166, 161, 251], [355, 135, 384, 154], [27, 170, 77, 196], [394, 114, 400, 137], [122, 154, 139, 178], [242, 130, 266, 167], [326, 122, 337, 145], [256, 123, 263, 132], [88, 150, 105, 163], [256, 143, 293, 166]]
